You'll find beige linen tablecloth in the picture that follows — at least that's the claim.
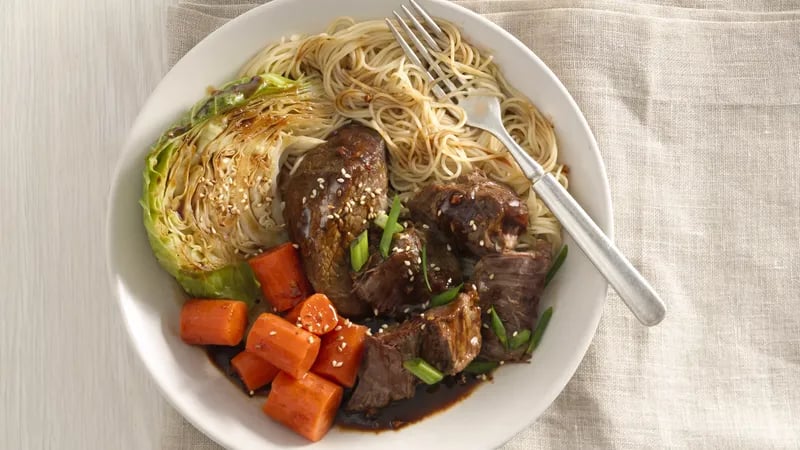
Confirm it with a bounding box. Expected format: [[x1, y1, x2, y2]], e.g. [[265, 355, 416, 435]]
[[163, 1, 800, 448]]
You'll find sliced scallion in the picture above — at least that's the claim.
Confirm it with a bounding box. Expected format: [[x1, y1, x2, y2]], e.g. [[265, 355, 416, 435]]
[[379, 195, 402, 258], [489, 306, 508, 348], [421, 244, 431, 291], [508, 328, 532, 350], [429, 283, 462, 307], [374, 211, 404, 234], [462, 360, 499, 375], [526, 307, 553, 354], [403, 358, 443, 385], [350, 230, 369, 272], [544, 245, 568, 287]]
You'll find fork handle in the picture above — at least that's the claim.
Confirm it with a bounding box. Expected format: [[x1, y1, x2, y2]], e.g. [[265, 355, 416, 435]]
[[532, 173, 667, 326]]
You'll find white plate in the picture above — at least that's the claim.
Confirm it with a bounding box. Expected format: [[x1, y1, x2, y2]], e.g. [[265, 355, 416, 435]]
[[105, 0, 611, 448]]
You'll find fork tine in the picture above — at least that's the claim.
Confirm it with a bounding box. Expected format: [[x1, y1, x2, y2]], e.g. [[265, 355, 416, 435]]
[[385, 18, 448, 100], [392, 11, 460, 95], [409, 0, 446, 40], [400, 5, 440, 51]]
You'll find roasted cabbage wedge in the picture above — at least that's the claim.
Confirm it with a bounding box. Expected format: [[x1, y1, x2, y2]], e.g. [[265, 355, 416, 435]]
[[141, 73, 338, 302]]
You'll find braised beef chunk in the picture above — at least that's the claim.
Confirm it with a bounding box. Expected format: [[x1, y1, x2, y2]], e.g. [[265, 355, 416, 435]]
[[352, 227, 463, 317], [420, 290, 482, 374], [282, 124, 388, 317], [347, 319, 423, 412], [407, 172, 528, 256], [473, 242, 551, 362], [352, 229, 426, 316], [423, 229, 463, 294], [347, 292, 481, 411]]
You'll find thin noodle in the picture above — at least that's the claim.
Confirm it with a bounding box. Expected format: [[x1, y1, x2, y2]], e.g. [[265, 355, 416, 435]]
[[241, 19, 567, 250]]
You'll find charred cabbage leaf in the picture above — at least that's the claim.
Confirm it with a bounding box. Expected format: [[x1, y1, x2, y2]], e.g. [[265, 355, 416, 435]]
[[141, 73, 339, 302]]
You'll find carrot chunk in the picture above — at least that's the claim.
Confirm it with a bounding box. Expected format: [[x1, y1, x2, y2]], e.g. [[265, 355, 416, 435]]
[[231, 351, 280, 392], [284, 294, 339, 335], [311, 318, 368, 387], [246, 313, 320, 379], [262, 371, 343, 442], [248, 243, 313, 312], [179, 299, 247, 346]]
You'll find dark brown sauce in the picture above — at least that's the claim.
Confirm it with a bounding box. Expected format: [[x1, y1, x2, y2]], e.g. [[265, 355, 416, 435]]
[[206, 321, 487, 431], [336, 374, 483, 432]]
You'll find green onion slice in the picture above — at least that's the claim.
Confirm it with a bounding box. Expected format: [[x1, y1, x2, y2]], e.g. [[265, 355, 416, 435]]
[[350, 230, 369, 272], [403, 358, 443, 385], [421, 244, 432, 291], [544, 245, 568, 287], [508, 328, 532, 350], [374, 211, 404, 234], [526, 307, 553, 354], [462, 360, 499, 375], [379, 195, 402, 258], [489, 306, 508, 348], [429, 283, 462, 307]]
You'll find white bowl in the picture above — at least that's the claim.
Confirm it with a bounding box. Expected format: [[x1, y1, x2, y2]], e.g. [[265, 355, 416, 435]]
[[105, 0, 611, 448]]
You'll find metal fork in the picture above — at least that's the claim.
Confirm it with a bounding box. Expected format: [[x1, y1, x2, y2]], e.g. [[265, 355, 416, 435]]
[[387, 0, 666, 326]]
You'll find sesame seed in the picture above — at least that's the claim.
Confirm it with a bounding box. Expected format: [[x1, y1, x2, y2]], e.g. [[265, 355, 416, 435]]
[[377, 328, 384, 333], [381, 324, 388, 329], [512, 331, 518, 337], [489, 273, 495, 280], [373, 308, 379, 316], [366, 329, 373, 336], [421, 324, 426, 330], [344, 173, 351, 179], [483, 323, 489, 329], [292, 243, 300, 249], [404, 260, 411, 267], [470, 336, 479, 346], [409, 276, 415, 282], [403, 307, 410, 313], [307, 336, 315, 344], [334, 361, 344, 367], [422, 224, 430, 229], [337, 335, 345, 341], [341, 168, 347, 176], [499, 360, 505, 365], [296, 322, 302, 327], [341, 342, 348, 350], [335, 325, 342, 331], [337, 178, 345, 183], [407, 269, 414, 276], [358, 182, 364, 188], [420, 313, 425, 318], [417, 257, 422, 264], [434, 267, 441, 272], [317, 178, 324, 184], [362, 219, 367, 224], [446, 244, 452, 251], [269, 331, 277, 336], [327, 214, 334, 220], [479, 240, 485, 246]]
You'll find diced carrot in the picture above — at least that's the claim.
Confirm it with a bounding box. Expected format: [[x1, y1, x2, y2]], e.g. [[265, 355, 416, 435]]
[[231, 351, 280, 392], [180, 299, 248, 346], [248, 243, 313, 312], [262, 371, 343, 442], [246, 313, 320, 379], [283, 293, 339, 335], [311, 318, 368, 388]]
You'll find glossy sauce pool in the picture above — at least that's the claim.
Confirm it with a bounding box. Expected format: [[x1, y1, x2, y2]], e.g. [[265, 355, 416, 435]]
[[206, 345, 485, 431]]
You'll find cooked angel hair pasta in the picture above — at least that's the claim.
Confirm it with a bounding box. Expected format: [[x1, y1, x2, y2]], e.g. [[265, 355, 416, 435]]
[[241, 18, 567, 249]]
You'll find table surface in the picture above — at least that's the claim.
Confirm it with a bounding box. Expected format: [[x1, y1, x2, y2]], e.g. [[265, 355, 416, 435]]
[[2, 1, 177, 448], [3, 1, 800, 449]]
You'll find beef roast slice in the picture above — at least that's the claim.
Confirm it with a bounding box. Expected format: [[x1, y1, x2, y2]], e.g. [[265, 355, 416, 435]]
[[473, 242, 551, 362], [346, 319, 423, 412], [407, 171, 528, 257], [352, 227, 463, 317], [282, 124, 388, 317], [420, 290, 482, 374]]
